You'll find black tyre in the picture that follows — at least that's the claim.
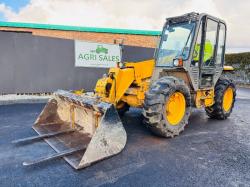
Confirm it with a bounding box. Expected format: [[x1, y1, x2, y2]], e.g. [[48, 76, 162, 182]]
[[205, 78, 236, 119], [143, 76, 191, 137]]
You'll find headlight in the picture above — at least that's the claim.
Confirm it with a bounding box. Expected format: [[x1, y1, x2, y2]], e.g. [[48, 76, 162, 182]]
[[173, 58, 183, 67], [173, 59, 179, 66]]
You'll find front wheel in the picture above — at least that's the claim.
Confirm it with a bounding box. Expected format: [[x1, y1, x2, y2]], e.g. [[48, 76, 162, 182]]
[[143, 77, 191, 137], [205, 78, 236, 119]]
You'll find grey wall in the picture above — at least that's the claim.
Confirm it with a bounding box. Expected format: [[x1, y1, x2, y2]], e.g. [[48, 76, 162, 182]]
[[0, 31, 154, 94], [122, 45, 155, 62]]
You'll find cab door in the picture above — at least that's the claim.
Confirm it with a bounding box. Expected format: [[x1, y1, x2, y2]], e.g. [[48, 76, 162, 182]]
[[191, 16, 226, 89], [199, 17, 219, 89]]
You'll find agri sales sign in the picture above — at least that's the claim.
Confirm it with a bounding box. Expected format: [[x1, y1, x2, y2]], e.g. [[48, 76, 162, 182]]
[[75, 40, 121, 68]]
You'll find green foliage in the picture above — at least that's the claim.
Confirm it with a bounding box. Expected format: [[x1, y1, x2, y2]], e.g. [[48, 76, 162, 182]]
[[225, 52, 250, 71], [225, 52, 250, 65], [224, 52, 250, 82]]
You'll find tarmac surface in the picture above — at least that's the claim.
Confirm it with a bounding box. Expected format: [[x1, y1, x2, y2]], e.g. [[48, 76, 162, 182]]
[[0, 88, 249, 187]]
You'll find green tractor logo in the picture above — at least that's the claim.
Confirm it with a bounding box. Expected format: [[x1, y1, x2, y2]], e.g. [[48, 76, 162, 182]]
[[91, 45, 108, 54]]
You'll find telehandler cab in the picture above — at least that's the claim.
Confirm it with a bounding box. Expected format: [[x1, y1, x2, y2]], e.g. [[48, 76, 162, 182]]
[[14, 12, 236, 169]]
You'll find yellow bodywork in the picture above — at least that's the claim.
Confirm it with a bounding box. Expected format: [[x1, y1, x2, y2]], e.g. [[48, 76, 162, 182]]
[[195, 89, 215, 108], [223, 66, 234, 71], [95, 59, 155, 107], [95, 59, 219, 110]]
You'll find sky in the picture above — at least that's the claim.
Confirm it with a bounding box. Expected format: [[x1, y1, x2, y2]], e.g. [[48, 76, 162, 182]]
[[0, 0, 249, 53], [0, 0, 29, 12]]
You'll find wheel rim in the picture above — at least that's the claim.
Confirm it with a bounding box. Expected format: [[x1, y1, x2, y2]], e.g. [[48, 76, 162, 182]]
[[165, 92, 186, 126], [223, 87, 234, 112]]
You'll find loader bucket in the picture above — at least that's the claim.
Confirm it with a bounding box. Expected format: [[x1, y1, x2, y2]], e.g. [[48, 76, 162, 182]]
[[31, 90, 127, 169]]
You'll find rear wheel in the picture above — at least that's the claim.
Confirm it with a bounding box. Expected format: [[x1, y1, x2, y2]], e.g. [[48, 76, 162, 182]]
[[205, 78, 236, 119], [143, 77, 191, 137]]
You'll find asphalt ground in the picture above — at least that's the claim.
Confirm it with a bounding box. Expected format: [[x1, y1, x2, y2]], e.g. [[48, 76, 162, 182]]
[[0, 88, 249, 187]]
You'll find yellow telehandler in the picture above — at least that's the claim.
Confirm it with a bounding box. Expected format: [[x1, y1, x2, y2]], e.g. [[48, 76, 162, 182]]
[[14, 12, 236, 169]]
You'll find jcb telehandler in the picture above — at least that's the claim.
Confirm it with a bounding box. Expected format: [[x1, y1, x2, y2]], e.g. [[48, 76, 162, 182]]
[[14, 12, 236, 169]]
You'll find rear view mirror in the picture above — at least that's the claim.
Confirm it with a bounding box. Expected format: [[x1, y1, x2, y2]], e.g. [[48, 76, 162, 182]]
[[169, 27, 175, 32], [156, 35, 161, 45], [162, 34, 168, 41], [154, 36, 161, 58]]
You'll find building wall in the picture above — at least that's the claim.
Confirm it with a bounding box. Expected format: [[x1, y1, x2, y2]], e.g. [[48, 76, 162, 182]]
[[0, 26, 158, 48], [0, 31, 155, 94]]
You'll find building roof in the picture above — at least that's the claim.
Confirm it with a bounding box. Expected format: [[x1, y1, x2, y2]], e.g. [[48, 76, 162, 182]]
[[0, 21, 161, 36]]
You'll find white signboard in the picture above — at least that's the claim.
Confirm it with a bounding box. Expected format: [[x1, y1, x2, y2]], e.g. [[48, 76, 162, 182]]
[[75, 40, 121, 68]]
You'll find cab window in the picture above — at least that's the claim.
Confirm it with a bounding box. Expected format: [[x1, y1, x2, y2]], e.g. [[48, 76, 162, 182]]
[[216, 23, 226, 66], [191, 20, 203, 66], [203, 19, 218, 66]]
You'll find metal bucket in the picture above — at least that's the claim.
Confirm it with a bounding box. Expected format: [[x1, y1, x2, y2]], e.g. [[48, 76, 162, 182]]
[[17, 90, 127, 169]]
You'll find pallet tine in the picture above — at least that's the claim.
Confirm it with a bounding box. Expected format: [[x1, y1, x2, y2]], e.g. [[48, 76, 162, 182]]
[[23, 147, 86, 166], [12, 129, 75, 144]]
